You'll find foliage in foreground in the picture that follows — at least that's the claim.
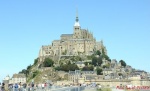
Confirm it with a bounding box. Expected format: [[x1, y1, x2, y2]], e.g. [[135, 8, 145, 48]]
[[55, 63, 79, 72]]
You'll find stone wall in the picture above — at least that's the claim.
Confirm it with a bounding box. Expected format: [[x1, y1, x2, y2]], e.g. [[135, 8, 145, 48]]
[[83, 79, 150, 87]]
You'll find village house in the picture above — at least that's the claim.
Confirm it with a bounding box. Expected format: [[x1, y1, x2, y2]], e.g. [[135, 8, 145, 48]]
[[9, 74, 26, 84]]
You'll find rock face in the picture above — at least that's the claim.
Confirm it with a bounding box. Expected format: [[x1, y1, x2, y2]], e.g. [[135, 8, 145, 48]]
[[29, 67, 61, 84]]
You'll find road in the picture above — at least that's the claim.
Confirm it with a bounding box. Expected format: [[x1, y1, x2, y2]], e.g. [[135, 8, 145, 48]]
[[112, 88, 125, 91], [83, 88, 97, 91]]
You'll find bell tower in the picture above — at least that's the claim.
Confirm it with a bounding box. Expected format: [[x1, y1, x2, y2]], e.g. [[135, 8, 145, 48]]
[[73, 10, 81, 39]]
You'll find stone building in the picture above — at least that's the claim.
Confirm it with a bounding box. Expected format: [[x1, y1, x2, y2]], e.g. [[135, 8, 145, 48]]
[[38, 11, 107, 62], [9, 74, 26, 84], [3, 75, 10, 84], [103, 68, 113, 76], [68, 70, 96, 83]]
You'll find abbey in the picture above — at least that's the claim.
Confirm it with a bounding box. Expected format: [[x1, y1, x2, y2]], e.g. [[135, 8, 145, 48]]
[[38, 11, 107, 62]]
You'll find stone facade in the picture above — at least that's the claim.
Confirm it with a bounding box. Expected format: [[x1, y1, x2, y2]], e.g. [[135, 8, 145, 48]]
[[3, 75, 10, 84], [68, 70, 97, 83], [2, 74, 27, 84], [67, 70, 150, 87], [9, 74, 26, 84], [38, 11, 107, 62]]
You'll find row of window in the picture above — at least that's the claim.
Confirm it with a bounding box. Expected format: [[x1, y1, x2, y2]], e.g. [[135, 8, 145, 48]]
[[75, 28, 80, 30]]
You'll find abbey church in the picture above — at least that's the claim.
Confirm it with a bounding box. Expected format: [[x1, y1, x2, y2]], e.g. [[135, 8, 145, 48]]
[[38, 11, 107, 62]]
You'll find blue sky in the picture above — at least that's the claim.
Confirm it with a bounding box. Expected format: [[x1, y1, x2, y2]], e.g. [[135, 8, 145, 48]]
[[0, 0, 150, 82]]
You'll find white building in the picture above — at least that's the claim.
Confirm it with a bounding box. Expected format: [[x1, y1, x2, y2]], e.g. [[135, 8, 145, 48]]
[[3, 75, 10, 84], [9, 74, 26, 84]]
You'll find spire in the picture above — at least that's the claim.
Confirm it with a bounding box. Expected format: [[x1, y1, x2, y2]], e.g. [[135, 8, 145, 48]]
[[101, 40, 103, 46], [74, 9, 80, 26], [76, 9, 79, 22]]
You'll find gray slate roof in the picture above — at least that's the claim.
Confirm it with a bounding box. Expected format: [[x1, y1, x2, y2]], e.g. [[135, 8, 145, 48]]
[[76, 61, 84, 64], [61, 34, 73, 37], [103, 68, 112, 71]]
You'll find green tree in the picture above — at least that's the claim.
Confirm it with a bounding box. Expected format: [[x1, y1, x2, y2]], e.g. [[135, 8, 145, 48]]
[[84, 62, 88, 66], [54, 66, 61, 71], [104, 55, 110, 61], [92, 57, 97, 66], [82, 65, 94, 71], [102, 64, 109, 68], [19, 69, 27, 74], [119, 60, 126, 67], [97, 57, 102, 66], [43, 58, 54, 67], [87, 56, 92, 60], [59, 64, 79, 72], [26, 70, 29, 75], [27, 64, 32, 70], [96, 68, 103, 75], [34, 58, 38, 65], [69, 64, 79, 71], [89, 65, 94, 71], [75, 56, 82, 61], [71, 57, 75, 61], [96, 50, 101, 56], [79, 57, 82, 61], [61, 65, 69, 72], [32, 70, 39, 78], [67, 61, 71, 65], [108, 59, 111, 62], [102, 48, 105, 54]]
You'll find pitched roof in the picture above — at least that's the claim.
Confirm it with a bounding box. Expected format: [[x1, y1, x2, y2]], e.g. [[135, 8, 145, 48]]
[[103, 68, 112, 71], [61, 34, 73, 37], [69, 71, 75, 74], [53, 40, 60, 42], [76, 61, 84, 64]]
